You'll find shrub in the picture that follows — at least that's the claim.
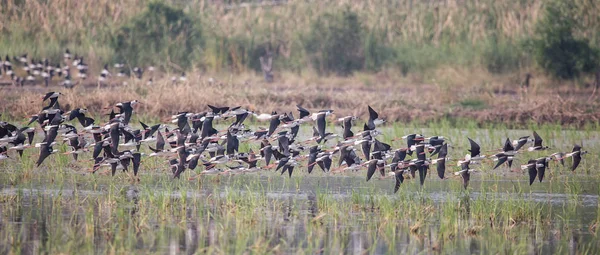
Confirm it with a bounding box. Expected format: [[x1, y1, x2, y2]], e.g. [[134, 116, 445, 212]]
[[304, 7, 364, 76], [364, 27, 395, 72], [111, 1, 203, 69], [481, 34, 524, 74], [531, 1, 599, 79]]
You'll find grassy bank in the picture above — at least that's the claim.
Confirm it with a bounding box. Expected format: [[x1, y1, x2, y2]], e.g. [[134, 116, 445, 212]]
[[2, 70, 600, 127], [1, 0, 599, 81]]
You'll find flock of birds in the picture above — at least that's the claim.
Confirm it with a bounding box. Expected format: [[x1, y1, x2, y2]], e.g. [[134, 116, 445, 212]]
[[0, 91, 590, 192], [0, 50, 185, 87]]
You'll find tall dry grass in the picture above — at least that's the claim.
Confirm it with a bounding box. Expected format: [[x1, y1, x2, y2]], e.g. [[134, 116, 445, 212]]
[[1, 67, 599, 126], [1, 0, 599, 74]]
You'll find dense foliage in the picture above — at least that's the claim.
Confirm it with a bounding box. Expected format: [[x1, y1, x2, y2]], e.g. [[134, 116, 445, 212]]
[[530, 1, 599, 79], [1, 0, 599, 80], [304, 8, 365, 76], [111, 1, 203, 68]]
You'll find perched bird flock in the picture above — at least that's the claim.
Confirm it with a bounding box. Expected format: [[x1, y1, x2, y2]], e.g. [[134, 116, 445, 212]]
[[0, 50, 184, 87], [0, 90, 589, 192]]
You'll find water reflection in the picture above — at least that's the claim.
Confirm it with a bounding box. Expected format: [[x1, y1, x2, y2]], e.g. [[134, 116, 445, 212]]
[[0, 175, 599, 254]]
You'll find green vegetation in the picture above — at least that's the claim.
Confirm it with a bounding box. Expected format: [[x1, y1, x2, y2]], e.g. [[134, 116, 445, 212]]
[[1, 125, 599, 254], [529, 0, 599, 79], [459, 99, 487, 110], [304, 7, 365, 75], [111, 1, 203, 69], [1, 0, 599, 80]]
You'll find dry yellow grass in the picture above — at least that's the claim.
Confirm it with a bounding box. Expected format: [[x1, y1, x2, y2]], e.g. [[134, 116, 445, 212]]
[[1, 68, 598, 126]]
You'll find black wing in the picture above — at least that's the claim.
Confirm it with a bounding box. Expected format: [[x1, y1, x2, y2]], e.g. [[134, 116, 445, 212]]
[[83, 117, 95, 127], [503, 138, 514, 152], [234, 112, 249, 126], [533, 131, 543, 147], [109, 125, 120, 155], [226, 131, 239, 156], [263, 147, 273, 166], [367, 105, 379, 121], [436, 158, 445, 179], [514, 136, 529, 151], [267, 117, 280, 137], [307, 147, 318, 174], [122, 129, 135, 143], [366, 160, 377, 182], [461, 171, 470, 189], [392, 149, 407, 163], [343, 118, 354, 140], [36, 144, 52, 166], [323, 156, 332, 172], [438, 143, 448, 159], [276, 157, 289, 171], [415, 145, 426, 161], [418, 163, 428, 186], [527, 160, 537, 185], [26, 129, 35, 145], [394, 171, 404, 194], [207, 105, 220, 114], [277, 133, 290, 156], [139, 121, 149, 131], [316, 114, 326, 140], [571, 153, 581, 171], [493, 156, 508, 170], [536, 158, 546, 182], [361, 141, 371, 161], [45, 126, 59, 145], [338, 145, 350, 167], [200, 117, 214, 139], [467, 138, 480, 157], [296, 105, 310, 119]]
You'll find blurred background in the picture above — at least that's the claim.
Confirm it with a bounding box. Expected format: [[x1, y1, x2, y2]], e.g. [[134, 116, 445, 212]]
[[1, 0, 599, 125]]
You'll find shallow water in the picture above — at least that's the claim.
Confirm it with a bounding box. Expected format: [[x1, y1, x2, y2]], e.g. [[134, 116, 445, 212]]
[[1, 174, 599, 254], [1, 127, 599, 254]]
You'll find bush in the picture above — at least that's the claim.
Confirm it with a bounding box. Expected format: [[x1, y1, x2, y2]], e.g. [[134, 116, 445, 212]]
[[304, 7, 364, 76], [481, 34, 524, 74], [531, 1, 599, 79], [364, 27, 395, 72], [111, 1, 203, 69]]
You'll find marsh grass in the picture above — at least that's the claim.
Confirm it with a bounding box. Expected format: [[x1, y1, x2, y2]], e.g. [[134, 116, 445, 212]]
[[1, 123, 599, 253]]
